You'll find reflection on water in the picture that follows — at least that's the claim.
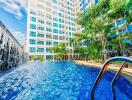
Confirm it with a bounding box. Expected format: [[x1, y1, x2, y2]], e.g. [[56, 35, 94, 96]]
[[0, 61, 131, 100]]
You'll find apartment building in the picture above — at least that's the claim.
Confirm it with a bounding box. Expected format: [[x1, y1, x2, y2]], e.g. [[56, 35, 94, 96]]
[[26, 0, 96, 60], [79, 0, 98, 12]]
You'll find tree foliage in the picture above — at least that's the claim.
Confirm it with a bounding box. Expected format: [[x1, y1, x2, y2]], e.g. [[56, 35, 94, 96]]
[[50, 43, 68, 60], [39, 55, 44, 61], [72, 0, 132, 61], [50, 0, 132, 61]]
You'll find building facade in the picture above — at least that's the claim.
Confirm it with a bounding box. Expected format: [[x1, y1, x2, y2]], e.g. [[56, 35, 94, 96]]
[[26, 0, 96, 60], [79, 0, 98, 12], [0, 21, 27, 71]]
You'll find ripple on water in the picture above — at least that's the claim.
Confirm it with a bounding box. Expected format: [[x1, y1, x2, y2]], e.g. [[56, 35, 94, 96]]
[[0, 61, 131, 100]]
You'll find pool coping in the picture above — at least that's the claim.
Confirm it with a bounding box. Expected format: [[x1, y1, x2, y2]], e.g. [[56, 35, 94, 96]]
[[75, 60, 132, 83]]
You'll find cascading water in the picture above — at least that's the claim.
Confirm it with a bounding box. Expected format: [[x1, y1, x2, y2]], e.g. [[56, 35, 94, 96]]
[[0, 21, 27, 72]]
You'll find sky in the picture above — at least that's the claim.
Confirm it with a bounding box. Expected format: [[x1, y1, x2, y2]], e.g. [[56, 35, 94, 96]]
[[0, 0, 28, 45]]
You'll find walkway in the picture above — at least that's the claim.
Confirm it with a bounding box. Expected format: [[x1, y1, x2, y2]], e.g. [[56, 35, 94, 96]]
[[75, 60, 132, 82]]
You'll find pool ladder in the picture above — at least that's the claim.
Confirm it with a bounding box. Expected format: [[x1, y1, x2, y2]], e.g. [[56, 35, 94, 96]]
[[91, 56, 132, 100]]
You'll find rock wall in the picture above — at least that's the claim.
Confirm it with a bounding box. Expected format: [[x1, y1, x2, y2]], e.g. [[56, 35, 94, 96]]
[[0, 21, 27, 71]]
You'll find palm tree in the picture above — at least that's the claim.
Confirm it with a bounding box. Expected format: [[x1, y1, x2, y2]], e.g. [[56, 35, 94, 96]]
[[75, 0, 131, 60], [76, 0, 112, 61], [107, 0, 131, 54]]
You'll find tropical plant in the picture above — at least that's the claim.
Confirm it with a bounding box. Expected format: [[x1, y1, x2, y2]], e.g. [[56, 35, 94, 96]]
[[39, 55, 44, 61], [73, 0, 131, 61], [50, 43, 68, 60], [52, 0, 131, 61], [107, 0, 131, 53], [75, 0, 112, 61]]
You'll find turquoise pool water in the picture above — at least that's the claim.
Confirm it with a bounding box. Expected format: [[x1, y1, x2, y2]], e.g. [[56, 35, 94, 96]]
[[0, 61, 132, 100]]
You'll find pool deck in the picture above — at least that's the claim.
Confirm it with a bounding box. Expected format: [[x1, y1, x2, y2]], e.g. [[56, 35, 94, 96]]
[[75, 60, 132, 83]]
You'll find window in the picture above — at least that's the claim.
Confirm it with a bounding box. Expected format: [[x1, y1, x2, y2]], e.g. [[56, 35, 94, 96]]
[[46, 48, 50, 52], [37, 27, 44, 31], [69, 32, 72, 36], [69, 27, 71, 30], [30, 24, 36, 29], [60, 36, 65, 40], [59, 13, 61, 17], [53, 23, 58, 27], [31, 17, 36, 22], [46, 35, 52, 39], [53, 0, 57, 4], [37, 41, 44, 45], [53, 29, 58, 34], [59, 30, 62, 34], [46, 15, 52, 20], [46, 21, 52, 25], [30, 11, 36, 15], [53, 17, 58, 22], [59, 24, 62, 28], [59, 18, 62, 22], [29, 47, 36, 52], [46, 28, 52, 32], [30, 39, 36, 44], [30, 31, 36, 37], [53, 42, 58, 46], [46, 41, 52, 45], [53, 35, 58, 40], [46, 55, 52, 60], [38, 20, 44, 24], [37, 34, 44, 38], [37, 48, 44, 52]]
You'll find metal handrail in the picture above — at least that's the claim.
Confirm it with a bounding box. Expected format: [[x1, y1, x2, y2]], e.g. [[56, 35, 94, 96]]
[[91, 56, 132, 100], [111, 62, 127, 100]]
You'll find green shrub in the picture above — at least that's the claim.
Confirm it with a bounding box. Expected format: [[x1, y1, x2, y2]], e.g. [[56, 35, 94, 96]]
[[39, 55, 44, 61]]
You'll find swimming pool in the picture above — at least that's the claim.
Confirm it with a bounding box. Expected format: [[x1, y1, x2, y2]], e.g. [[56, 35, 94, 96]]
[[0, 61, 131, 100]]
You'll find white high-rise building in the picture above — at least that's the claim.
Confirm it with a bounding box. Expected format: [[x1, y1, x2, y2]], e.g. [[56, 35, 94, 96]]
[[26, 0, 97, 60], [79, 0, 98, 12]]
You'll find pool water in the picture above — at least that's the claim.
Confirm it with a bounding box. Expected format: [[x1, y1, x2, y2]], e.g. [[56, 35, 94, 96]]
[[0, 61, 132, 100]]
